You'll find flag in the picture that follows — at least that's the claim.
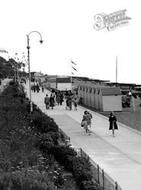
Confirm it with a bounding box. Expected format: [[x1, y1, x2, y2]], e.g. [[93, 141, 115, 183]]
[[72, 66, 78, 72], [71, 72, 74, 75], [71, 60, 77, 65], [71, 60, 78, 76]]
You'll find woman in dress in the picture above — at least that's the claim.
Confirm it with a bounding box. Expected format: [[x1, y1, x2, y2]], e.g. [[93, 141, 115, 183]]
[[109, 112, 118, 136]]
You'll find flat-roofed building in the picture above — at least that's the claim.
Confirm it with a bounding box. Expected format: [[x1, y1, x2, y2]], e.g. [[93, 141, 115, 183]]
[[78, 82, 122, 112]]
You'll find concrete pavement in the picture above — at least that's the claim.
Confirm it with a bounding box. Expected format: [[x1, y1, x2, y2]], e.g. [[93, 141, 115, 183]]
[[25, 86, 141, 190]]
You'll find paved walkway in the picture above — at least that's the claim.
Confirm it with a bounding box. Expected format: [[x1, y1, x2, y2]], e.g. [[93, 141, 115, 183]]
[[25, 86, 141, 190]]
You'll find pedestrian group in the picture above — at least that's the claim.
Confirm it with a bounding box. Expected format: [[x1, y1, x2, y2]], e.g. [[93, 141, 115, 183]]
[[44, 90, 79, 111], [43, 88, 118, 137], [80, 111, 118, 136]]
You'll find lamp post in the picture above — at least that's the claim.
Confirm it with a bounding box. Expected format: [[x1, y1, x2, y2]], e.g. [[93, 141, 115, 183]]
[[14, 53, 20, 82], [27, 31, 43, 112]]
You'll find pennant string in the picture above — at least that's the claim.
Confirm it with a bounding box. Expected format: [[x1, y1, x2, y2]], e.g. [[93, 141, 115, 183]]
[[72, 66, 77, 71], [71, 60, 77, 65]]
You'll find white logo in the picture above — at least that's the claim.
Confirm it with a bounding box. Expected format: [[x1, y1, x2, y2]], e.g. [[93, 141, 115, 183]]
[[94, 9, 131, 31]]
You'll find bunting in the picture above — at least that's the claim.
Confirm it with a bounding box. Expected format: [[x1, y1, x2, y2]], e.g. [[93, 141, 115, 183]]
[[71, 60, 78, 75], [71, 60, 77, 65], [72, 66, 78, 72], [71, 72, 74, 75]]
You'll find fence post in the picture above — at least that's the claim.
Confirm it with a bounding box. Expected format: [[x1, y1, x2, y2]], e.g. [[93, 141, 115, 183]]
[[97, 164, 100, 184], [115, 181, 118, 190], [102, 169, 105, 190]]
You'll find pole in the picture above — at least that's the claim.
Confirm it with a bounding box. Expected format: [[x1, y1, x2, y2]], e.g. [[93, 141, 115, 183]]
[[97, 164, 100, 184], [70, 60, 73, 91], [116, 56, 118, 86], [102, 169, 105, 190], [27, 35, 32, 112], [71, 75, 73, 91], [115, 181, 118, 190], [26, 31, 43, 113]]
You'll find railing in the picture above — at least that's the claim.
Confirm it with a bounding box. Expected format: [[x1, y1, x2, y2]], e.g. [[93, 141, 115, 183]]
[[59, 129, 123, 190], [79, 148, 122, 190]]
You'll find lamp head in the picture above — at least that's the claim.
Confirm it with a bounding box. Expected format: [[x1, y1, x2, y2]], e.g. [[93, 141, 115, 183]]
[[40, 40, 43, 44]]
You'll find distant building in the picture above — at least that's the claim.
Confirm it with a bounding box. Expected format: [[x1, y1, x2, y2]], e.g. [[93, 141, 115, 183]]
[[56, 77, 72, 91], [34, 72, 46, 83], [46, 76, 72, 91]]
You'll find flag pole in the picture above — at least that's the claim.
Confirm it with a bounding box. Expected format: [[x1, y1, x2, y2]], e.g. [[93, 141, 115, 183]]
[[116, 56, 118, 86], [70, 60, 73, 91]]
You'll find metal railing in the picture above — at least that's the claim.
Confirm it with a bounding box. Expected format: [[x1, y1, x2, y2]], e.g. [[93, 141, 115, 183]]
[[79, 148, 122, 190], [59, 129, 123, 190]]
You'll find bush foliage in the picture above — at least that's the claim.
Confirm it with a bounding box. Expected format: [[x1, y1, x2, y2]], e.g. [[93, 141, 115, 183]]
[[0, 80, 103, 190]]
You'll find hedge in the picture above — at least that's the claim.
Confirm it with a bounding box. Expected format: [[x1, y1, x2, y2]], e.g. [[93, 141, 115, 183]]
[[0, 80, 103, 190]]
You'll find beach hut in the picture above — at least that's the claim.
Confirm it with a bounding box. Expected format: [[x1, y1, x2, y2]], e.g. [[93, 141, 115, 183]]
[[100, 87, 122, 111]]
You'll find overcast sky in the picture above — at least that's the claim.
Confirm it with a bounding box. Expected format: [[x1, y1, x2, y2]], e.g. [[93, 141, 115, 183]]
[[0, 0, 141, 84]]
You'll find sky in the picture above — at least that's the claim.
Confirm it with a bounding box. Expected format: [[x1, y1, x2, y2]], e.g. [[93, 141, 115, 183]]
[[0, 0, 141, 84]]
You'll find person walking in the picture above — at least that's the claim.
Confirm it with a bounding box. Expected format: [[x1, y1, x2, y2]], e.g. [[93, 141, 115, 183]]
[[86, 111, 92, 128], [56, 92, 61, 105], [81, 111, 91, 135], [59, 92, 64, 105], [72, 94, 79, 110], [109, 112, 118, 137], [67, 95, 72, 110], [41, 85, 44, 93], [44, 94, 50, 109], [51, 90, 56, 98], [65, 91, 69, 110], [50, 93, 55, 109], [65, 91, 72, 110], [36, 84, 40, 93]]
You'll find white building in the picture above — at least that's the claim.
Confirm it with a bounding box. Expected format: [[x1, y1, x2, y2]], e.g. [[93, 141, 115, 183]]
[[78, 83, 122, 112]]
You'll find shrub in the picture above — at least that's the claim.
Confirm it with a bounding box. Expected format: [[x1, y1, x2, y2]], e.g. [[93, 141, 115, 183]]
[[0, 170, 55, 190], [0, 81, 103, 190], [2, 81, 26, 99], [50, 145, 101, 190], [80, 180, 102, 190], [50, 145, 77, 171], [37, 133, 55, 154], [31, 111, 59, 134], [72, 157, 93, 184], [48, 131, 60, 145]]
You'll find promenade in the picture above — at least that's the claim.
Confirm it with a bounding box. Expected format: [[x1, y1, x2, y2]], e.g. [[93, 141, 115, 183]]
[[25, 86, 141, 190]]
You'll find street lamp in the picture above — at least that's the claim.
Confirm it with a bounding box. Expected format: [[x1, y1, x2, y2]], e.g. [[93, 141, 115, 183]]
[[14, 53, 20, 82], [27, 31, 43, 112]]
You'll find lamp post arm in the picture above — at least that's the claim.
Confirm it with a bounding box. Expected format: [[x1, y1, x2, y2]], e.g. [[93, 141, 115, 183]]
[[27, 31, 43, 43]]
